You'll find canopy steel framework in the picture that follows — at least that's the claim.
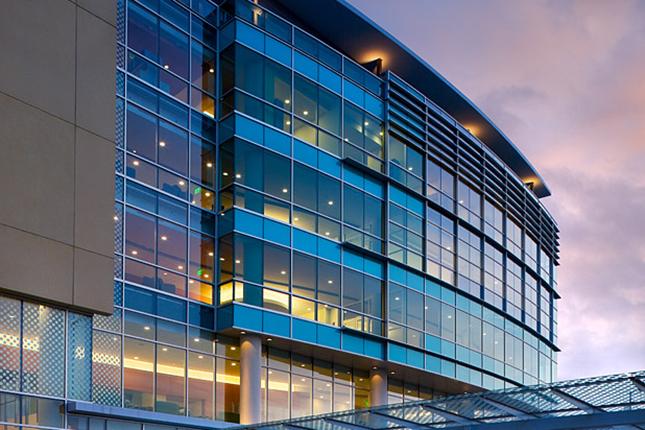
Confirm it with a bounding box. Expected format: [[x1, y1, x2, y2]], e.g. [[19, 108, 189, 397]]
[[237, 371, 645, 430]]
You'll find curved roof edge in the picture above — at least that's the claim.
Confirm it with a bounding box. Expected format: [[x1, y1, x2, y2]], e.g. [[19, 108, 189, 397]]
[[271, 0, 551, 198]]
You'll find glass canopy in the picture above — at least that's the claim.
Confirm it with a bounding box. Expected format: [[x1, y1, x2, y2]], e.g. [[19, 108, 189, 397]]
[[237, 370, 645, 430]]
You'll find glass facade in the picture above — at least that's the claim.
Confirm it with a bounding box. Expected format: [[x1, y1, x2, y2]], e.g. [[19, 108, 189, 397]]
[[0, 0, 560, 427]]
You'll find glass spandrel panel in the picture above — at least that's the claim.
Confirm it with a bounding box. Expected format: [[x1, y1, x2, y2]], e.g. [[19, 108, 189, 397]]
[[0, 297, 20, 391], [22, 303, 65, 397]]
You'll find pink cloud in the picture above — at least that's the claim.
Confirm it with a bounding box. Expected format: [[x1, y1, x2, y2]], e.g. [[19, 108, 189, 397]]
[[349, 0, 645, 379]]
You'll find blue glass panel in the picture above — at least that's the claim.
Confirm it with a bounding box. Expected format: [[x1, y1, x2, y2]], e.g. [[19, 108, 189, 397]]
[[364, 176, 384, 198], [125, 284, 154, 314], [342, 250, 362, 272], [293, 319, 317, 343], [364, 338, 385, 359], [342, 333, 363, 355], [390, 186, 405, 206], [294, 229, 317, 254], [343, 80, 364, 107], [482, 356, 495, 372], [408, 272, 424, 291], [389, 343, 406, 363], [262, 311, 290, 337], [425, 279, 441, 298], [294, 52, 317, 81], [426, 354, 441, 373], [317, 238, 340, 263], [363, 258, 384, 279], [236, 210, 263, 237], [189, 302, 212, 327], [236, 21, 264, 52], [425, 334, 441, 353], [264, 127, 290, 155], [364, 93, 384, 118], [237, 115, 264, 144], [470, 302, 483, 318], [294, 139, 318, 167], [407, 348, 424, 368], [217, 306, 234, 330], [264, 219, 290, 246], [441, 288, 456, 305], [318, 66, 341, 94], [317, 325, 341, 349], [456, 295, 470, 312], [456, 364, 469, 382], [342, 167, 363, 189], [456, 345, 469, 363], [265, 36, 291, 66], [441, 339, 456, 359], [318, 151, 341, 178], [441, 359, 456, 378], [159, 294, 187, 322], [408, 194, 424, 215], [234, 305, 263, 331], [470, 350, 482, 367], [389, 265, 405, 285]]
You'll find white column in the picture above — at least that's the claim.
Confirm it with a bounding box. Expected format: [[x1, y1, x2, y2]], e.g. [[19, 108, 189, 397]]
[[239, 334, 262, 424], [369, 367, 388, 407]]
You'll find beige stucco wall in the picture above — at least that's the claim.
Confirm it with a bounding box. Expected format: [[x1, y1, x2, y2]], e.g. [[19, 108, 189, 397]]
[[0, 0, 117, 314]]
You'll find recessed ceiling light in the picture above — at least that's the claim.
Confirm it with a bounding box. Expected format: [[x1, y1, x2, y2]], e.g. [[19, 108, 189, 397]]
[[159, 141, 166, 147]]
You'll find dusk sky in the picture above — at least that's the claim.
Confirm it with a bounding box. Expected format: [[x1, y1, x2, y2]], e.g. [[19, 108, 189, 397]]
[[348, 0, 645, 380]]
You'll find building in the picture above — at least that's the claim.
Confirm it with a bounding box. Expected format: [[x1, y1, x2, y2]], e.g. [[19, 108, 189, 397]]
[[0, 0, 561, 428]]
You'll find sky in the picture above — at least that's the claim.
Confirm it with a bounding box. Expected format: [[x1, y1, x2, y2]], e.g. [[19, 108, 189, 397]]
[[348, 0, 645, 380]]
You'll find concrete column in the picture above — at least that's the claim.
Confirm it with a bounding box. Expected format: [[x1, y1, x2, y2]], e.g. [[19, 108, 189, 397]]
[[239, 334, 262, 424], [369, 367, 388, 407]]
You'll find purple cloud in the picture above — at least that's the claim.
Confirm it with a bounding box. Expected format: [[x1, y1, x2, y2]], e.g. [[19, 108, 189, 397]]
[[349, 0, 645, 380]]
